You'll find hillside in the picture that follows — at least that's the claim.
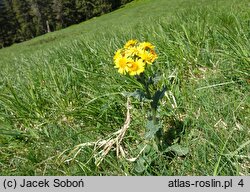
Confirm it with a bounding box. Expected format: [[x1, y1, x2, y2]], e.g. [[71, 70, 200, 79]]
[[0, 0, 249, 175]]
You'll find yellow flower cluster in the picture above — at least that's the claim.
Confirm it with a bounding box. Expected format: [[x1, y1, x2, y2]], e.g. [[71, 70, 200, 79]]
[[114, 40, 158, 76]]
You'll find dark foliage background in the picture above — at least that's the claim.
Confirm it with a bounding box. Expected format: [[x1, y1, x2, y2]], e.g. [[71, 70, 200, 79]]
[[0, 0, 133, 48]]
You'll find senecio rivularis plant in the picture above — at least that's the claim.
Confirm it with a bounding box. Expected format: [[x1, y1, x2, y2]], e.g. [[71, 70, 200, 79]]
[[113, 39, 167, 150]]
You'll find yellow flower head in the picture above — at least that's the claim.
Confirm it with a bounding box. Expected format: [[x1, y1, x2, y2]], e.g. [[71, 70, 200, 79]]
[[139, 42, 155, 51], [125, 46, 141, 57], [124, 39, 138, 49], [114, 56, 128, 75], [113, 40, 157, 76], [127, 59, 145, 76], [113, 49, 122, 61], [139, 50, 152, 65], [150, 50, 158, 63]]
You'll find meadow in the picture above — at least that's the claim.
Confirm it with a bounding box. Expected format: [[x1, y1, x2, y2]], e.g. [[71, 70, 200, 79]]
[[0, 0, 249, 175]]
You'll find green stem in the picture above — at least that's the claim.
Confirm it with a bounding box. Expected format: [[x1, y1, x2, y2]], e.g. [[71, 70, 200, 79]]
[[137, 73, 151, 99], [152, 107, 162, 150], [152, 108, 157, 125]]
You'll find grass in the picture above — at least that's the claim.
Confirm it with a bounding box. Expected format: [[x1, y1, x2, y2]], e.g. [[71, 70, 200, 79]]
[[0, 0, 249, 175]]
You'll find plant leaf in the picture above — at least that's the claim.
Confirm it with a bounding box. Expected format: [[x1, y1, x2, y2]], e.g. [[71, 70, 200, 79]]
[[145, 120, 161, 140], [152, 74, 162, 85], [151, 85, 167, 110], [122, 89, 146, 101], [165, 144, 189, 156], [135, 157, 146, 173]]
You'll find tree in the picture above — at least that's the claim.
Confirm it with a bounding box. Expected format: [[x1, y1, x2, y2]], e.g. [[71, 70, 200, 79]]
[[29, 0, 43, 36], [52, 0, 63, 30], [61, 0, 78, 27], [29, 0, 54, 34], [12, 0, 35, 41], [0, 0, 18, 47]]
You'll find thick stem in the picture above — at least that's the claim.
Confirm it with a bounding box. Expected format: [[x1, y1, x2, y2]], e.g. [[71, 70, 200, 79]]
[[152, 108, 157, 125], [152, 105, 164, 150], [136, 73, 151, 99]]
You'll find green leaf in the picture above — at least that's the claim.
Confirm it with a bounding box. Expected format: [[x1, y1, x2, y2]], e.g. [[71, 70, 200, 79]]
[[152, 73, 162, 85], [147, 73, 162, 85], [165, 144, 189, 156], [145, 120, 161, 140], [151, 85, 167, 110], [135, 157, 146, 173], [122, 89, 146, 101]]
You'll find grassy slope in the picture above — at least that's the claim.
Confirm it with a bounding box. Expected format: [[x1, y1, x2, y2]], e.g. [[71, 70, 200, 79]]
[[0, 0, 249, 175]]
